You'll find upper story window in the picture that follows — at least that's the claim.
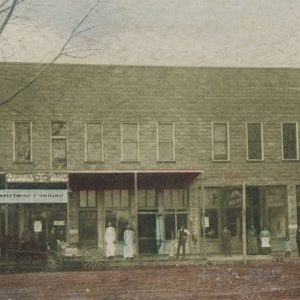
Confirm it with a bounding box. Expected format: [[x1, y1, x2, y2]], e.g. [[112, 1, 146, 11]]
[[121, 122, 139, 162], [14, 121, 32, 162], [247, 123, 264, 160], [212, 122, 229, 161], [51, 121, 67, 170], [157, 122, 175, 162], [85, 122, 103, 162], [282, 122, 298, 160]]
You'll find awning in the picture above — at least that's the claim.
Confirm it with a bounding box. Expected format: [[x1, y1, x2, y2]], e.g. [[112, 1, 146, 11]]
[[0, 189, 68, 204], [69, 169, 202, 190]]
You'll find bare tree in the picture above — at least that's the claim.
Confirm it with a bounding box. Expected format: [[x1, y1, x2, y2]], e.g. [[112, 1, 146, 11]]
[[0, 0, 102, 107]]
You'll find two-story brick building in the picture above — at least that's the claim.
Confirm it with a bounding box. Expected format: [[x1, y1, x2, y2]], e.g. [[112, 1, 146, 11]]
[[0, 62, 299, 257]]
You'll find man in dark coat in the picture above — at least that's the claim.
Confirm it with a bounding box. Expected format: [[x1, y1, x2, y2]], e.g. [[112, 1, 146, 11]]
[[221, 226, 232, 256], [176, 224, 190, 260]]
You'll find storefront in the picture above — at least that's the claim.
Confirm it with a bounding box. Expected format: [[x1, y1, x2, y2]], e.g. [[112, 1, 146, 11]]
[[201, 185, 288, 254], [0, 173, 68, 257], [68, 170, 202, 256]]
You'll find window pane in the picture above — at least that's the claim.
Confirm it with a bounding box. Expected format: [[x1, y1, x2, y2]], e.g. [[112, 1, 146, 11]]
[[283, 123, 297, 159], [123, 142, 138, 161], [165, 214, 175, 240], [52, 139, 67, 170], [214, 123, 227, 142], [79, 190, 87, 207], [15, 122, 30, 142], [247, 123, 262, 159], [172, 189, 181, 207], [88, 190, 96, 207], [113, 190, 121, 207], [159, 142, 174, 161], [52, 122, 66, 137], [158, 123, 173, 141], [214, 141, 227, 160], [138, 190, 146, 207], [15, 122, 31, 162], [146, 190, 156, 207], [87, 142, 102, 161], [164, 189, 172, 207], [86, 123, 102, 141], [121, 190, 129, 207], [104, 190, 112, 207], [122, 123, 137, 141], [79, 211, 97, 245]]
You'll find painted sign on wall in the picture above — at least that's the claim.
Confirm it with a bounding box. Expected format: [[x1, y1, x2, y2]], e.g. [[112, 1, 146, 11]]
[[0, 190, 68, 203]]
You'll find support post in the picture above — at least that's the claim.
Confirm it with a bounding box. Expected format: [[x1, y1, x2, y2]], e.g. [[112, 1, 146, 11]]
[[202, 176, 206, 259], [242, 180, 247, 264], [134, 172, 139, 257]]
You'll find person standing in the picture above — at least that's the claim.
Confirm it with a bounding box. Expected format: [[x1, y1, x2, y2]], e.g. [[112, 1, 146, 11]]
[[247, 225, 258, 255], [105, 222, 116, 259], [123, 225, 134, 260], [221, 226, 232, 256], [176, 224, 190, 260], [283, 237, 291, 258], [48, 227, 58, 251], [296, 228, 300, 257], [260, 226, 271, 254]]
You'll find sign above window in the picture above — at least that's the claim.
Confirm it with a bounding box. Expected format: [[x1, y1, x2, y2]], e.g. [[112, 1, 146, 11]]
[[6, 173, 68, 183], [0, 190, 68, 203]]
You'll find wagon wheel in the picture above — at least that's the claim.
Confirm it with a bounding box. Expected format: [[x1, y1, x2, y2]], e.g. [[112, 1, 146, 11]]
[[42, 250, 62, 272], [82, 247, 107, 271]]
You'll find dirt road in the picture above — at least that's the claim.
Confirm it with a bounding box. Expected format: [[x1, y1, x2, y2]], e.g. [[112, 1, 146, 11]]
[[0, 262, 299, 299]]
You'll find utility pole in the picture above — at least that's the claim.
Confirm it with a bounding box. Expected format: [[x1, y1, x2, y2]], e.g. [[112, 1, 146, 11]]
[[242, 180, 247, 264]]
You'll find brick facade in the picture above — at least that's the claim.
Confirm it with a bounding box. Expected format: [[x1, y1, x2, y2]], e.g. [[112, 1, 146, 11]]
[[0, 63, 300, 257]]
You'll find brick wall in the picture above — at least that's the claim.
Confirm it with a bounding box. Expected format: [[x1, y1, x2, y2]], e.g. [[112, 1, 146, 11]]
[[0, 63, 300, 187]]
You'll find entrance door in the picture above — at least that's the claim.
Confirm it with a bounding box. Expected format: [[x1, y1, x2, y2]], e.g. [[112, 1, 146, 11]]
[[246, 188, 262, 233], [79, 211, 97, 246], [138, 214, 157, 254]]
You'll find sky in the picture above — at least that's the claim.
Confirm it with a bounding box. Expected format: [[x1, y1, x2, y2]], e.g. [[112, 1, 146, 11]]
[[1, 0, 300, 67]]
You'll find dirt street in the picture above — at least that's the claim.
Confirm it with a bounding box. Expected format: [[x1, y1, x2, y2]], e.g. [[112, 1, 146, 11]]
[[0, 262, 299, 300]]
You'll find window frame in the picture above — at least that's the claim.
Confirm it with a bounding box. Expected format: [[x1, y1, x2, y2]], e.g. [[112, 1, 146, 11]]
[[121, 122, 139, 162], [281, 122, 299, 160], [246, 122, 264, 161], [50, 121, 68, 170], [84, 121, 104, 163], [212, 122, 230, 161], [13, 121, 33, 163], [156, 121, 175, 162]]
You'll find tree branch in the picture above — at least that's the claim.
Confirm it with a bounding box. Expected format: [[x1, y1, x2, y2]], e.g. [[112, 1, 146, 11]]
[[0, 0, 101, 107], [0, 0, 19, 35]]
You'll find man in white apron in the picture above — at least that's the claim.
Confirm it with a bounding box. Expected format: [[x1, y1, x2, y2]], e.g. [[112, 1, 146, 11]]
[[123, 225, 134, 259], [105, 222, 116, 259], [260, 226, 271, 254]]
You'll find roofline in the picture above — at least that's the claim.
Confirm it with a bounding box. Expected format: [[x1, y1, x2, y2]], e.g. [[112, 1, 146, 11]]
[[69, 169, 203, 174], [1, 61, 300, 71]]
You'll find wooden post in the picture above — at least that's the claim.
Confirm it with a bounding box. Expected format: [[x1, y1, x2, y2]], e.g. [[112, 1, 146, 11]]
[[134, 172, 139, 257], [242, 180, 247, 264], [202, 176, 206, 259]]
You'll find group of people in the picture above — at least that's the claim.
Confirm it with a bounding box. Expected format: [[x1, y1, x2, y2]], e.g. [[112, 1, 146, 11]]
[[104, 222, 135, 260]]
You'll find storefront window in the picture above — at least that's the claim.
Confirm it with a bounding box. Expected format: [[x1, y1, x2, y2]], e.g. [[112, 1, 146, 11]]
[[105, 210, 129, 242], [164, 209, 188, 241]]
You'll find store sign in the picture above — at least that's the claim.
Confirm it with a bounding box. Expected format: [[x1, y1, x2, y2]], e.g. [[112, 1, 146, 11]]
[[6, 173, 68, 183], [0, 190, 68, 203], [228, 190, 242, 206]]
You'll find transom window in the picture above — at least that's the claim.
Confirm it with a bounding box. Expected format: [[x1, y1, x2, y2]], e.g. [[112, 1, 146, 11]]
[[14, 121, 32, 162], [247, 123, 263, 160], [79, 190, 97, 207], [157, 122, 175, 162], [282, 123, 298, 160], [212, 122, 229, 161]]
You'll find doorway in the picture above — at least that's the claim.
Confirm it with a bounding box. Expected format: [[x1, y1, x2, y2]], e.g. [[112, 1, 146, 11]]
[[138, 213, 157, 254]]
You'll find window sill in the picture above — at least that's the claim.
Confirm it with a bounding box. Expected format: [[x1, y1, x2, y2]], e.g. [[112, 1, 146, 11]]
[[212, 160, 230, 162], [246, 159, 265, 162], [156, 161, 176, 163], [13, 161, 33, 164], [121, 161, 140, 163], [84, 161, 104, 163], [282, 159, 299, 161]]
